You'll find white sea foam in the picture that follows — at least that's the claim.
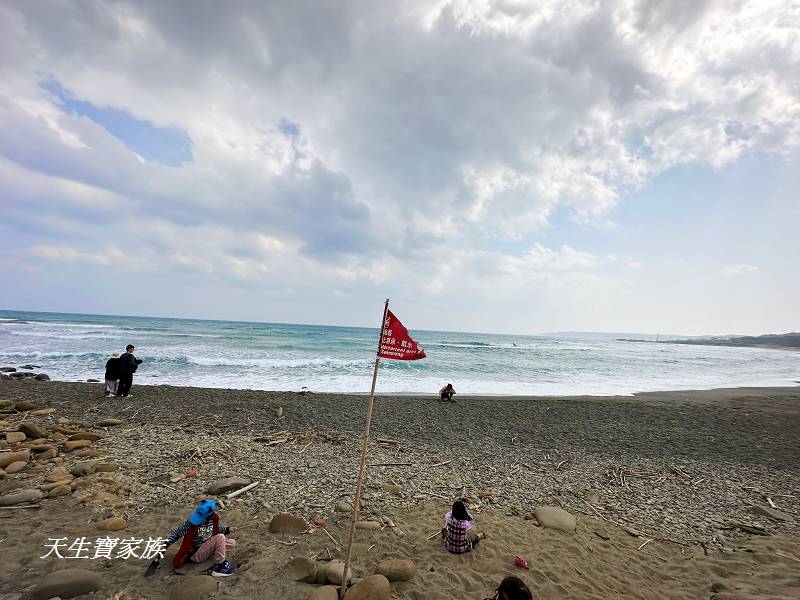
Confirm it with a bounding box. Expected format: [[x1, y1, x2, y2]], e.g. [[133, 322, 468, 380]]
[[1, 311, 797, 396]]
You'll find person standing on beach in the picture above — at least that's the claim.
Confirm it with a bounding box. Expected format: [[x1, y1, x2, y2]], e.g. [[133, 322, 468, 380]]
[[104, 351, 120, 397], [116, 344, 140, 397]]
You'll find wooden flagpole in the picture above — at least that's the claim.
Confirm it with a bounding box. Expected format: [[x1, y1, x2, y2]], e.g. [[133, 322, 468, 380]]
[[339, 298, 390, 599]]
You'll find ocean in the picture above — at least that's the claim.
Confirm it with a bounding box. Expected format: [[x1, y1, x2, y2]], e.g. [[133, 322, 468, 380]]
[[0, 310, 796, 396]]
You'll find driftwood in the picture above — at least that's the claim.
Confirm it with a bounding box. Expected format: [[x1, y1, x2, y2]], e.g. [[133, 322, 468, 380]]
[[426, 529, 442, 541], [321, 527, 342, 549], [226, 481, 260, 499], [0, 505, 41, 509]]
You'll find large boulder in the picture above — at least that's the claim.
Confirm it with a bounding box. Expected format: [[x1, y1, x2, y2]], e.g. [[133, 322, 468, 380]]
[[34, 373, 51, 381], [375, 558, 417, 581], [285, 557, 317, 582], [0, 450, 30, 468], [534, 506, 577, 532], [19, 422, 48, 439], [14, 400, 35, 411], [344, 574, 391, 600], [206, 476, 250, 496], [0, 367, 16, 372], [5, 431, 26, 443], [96, 418, 124, 427], [0, 399, 13, 409], [0, 488, 44, 506], [169, 576, 218, 600], [270, 512, 309, 534], [324, 560, 352, 585], [32, 569, 104, 599]]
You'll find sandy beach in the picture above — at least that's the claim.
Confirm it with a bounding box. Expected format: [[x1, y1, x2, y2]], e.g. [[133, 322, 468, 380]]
[[1, 380, 799, 599]]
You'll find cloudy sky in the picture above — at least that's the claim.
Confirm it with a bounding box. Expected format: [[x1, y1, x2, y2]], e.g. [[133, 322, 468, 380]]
[[1, 1, 798, 335]]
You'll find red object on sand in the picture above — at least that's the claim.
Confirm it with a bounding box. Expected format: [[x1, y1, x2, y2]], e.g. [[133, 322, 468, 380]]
[[312, 518, 327, 526], [186, 468, 197, 477], [514, 556, 529, 570], [377, 310, 426, 361]]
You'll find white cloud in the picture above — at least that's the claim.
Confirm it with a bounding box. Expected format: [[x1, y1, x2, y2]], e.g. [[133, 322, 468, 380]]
[[0, 1, 797, 332], [722, 264, 759, 276], [29, 244, 121, 266]]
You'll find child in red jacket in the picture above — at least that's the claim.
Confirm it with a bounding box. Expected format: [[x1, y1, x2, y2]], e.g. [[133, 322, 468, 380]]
[[164, 499, 238, 577]]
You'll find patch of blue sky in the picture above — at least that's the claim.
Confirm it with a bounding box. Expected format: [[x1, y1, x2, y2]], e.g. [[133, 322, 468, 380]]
[[40, 77, 192, 166]]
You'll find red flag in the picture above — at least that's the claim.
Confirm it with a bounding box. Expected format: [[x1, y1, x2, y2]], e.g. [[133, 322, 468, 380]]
[[377, 309, 426, 360]]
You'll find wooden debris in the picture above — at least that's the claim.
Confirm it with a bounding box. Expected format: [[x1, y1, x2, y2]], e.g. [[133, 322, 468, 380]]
[[637, 539, 653, 551], [226, 481, 260, 499], [321, 527, 342, 549]]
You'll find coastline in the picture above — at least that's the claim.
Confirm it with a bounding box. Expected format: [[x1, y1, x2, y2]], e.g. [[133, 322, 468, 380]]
[[1, 380, 799, 599]]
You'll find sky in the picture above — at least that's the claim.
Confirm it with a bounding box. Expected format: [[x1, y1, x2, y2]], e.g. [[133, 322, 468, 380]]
[[1, 0, 798, 336]]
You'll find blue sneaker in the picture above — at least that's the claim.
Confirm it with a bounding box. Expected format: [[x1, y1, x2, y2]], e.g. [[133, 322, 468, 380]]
[[211, 560, 237, 577]]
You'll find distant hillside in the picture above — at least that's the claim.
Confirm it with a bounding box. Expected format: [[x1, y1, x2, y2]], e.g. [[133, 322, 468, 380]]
[[667, 332, 800, 350]]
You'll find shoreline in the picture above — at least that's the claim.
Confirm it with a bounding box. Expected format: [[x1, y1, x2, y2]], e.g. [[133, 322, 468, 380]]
[[2, 380, 799, 598], [6, 373, 800, 398]]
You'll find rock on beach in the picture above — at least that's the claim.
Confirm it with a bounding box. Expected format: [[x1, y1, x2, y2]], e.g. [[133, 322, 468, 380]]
[[0, 488, 43, 506], [5, 431, 26, 443], [32, 569, 104, 599], [308, 586, 339, 600], [534, 506, 577, 532], [375, 558, 417, 581], [169, 576, 218, 600], [324, 560, 352, 585], [0, 450, 30, 468], [344, 574, 391, 600], [270, 512, 309, 533], [206, 476, 250, 495], [285, 557, 317, 582]]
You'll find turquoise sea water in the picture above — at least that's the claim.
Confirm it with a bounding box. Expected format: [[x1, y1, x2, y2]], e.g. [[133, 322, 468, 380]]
[[0, 310, 796, 395]]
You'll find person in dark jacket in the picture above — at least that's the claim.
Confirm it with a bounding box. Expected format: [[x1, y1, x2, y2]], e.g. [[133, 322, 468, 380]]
[[104, 352, 120, 397], [163, 499, 237, 577], [116, 344, 141, 397]]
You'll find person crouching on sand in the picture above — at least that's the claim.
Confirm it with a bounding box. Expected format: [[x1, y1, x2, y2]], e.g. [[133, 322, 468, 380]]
[[484, 576, 534, 600], [163, 499, 238, 577], [439, 383, 456, 402], [441, 499, 487, 553], [104, 352, 120, 397]]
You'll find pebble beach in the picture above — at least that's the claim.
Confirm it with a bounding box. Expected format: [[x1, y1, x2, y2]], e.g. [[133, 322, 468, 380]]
[[1, 379, 799, 599]]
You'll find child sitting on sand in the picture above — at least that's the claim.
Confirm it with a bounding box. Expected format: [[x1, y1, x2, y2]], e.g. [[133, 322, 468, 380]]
[[163, 499, 238, 577], [484, 576, 534, 600], [441, 499, 487, 553]]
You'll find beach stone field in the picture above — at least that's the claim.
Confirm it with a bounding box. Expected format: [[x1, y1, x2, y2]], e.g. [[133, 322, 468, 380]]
[[0, 379, 799, 599]]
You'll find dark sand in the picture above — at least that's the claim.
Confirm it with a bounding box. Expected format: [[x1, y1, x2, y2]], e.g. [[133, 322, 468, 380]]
[[1, 381, 799, 599]]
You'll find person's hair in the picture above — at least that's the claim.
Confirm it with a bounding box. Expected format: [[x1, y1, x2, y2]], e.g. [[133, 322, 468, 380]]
[[451, 499, 471, 521], [497, 576, 533, 600], [446, 383, 453, 389], [126, 344, 135, 351]]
